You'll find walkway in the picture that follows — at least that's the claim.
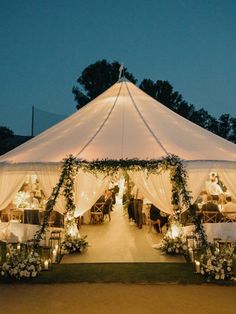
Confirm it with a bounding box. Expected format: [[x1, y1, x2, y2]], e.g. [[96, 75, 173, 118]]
[[61, 206, 185, 263], [1, 283, 236, 314]]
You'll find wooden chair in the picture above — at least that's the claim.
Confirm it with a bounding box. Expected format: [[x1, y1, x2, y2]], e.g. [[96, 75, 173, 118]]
[[222, 212, 236, 223], [202, 210, 220, 223], [90, 203, 104, 224]]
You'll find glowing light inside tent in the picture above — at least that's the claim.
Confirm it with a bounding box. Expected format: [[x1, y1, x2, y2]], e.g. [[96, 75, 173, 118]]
[[166, 221, 182, 239]]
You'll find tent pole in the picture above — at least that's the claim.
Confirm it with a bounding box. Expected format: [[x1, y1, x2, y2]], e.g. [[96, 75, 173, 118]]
[[31, 105, 35, 137]]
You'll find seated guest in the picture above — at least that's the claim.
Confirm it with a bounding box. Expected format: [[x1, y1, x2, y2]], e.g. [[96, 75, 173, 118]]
[[197, 191, 209, 210], [149, 204, 161, 233], [202, 195, 219, 212], [26, 191, 39, 209], [221, 196, 236, 220], [207, 177, 223, 201], [218, 193, 226, 211]]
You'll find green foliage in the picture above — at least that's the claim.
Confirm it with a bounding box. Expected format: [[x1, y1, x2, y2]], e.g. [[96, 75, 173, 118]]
[[72, 59, 137, 109], [72, 59, 236, 143], [0, 126, 14, 140]]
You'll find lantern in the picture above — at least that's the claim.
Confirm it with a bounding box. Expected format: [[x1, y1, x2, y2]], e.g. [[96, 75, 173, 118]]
[[193, 248, 201, 273], [49, 231, 62, 263], [39, 246, 52, 270], [186, 235, 198, 250]]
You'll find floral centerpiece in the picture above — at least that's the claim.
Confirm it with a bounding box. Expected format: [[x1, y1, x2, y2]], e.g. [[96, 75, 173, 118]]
[[160, 218, 188, 254], [61, 235, 88, 254], [0, 244, 41, 279], [200, 244, 235, 281]]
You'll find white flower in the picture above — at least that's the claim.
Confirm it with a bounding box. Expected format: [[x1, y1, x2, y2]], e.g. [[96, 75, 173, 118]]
[[220, 274, 225, 280], [167, 248, 171, 252], [227, 267, 232, 272], [31, 271, 37, 277], [215, 274, 220, 280]]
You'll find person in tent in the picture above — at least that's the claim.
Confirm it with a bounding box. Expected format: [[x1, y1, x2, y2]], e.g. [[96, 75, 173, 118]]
[[149, 204, 161, 233], [207, 175, 223, 201], [103, 190, 112, 221], [134, 193, 143, 229], [128, 197, 135, 224], [201, 195, 219, 212], [26, 191, 40, 209], [221, 196, 236, 220]]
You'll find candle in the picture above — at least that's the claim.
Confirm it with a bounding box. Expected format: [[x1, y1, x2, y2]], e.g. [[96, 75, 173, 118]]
[[44, 260, 49, 270], [195, 260, 200, 273], [52, 249, 57, 263], [189, 249, 194, 262]]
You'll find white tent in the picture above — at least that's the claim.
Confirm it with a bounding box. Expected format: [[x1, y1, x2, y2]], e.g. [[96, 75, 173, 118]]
[[0, 78, 236, 216]]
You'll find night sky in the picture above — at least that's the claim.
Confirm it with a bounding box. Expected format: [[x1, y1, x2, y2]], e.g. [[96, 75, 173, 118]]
[[0, 0, 236, 135]]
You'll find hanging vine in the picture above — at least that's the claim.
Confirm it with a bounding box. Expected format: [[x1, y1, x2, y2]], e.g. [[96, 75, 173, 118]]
[[32, 153, 208, 250]]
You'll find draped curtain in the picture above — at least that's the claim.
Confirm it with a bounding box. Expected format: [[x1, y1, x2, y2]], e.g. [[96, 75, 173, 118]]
[[35, 166, 65, 214], [0, 167, 27, 211], [74, 170, 110, 217], [185, 162, 212, 203], [216, 167, 236, 200], [129, 170, 173, 214]]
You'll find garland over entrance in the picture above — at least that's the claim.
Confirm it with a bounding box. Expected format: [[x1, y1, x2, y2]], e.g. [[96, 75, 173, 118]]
[[33, 154, 207, 248]]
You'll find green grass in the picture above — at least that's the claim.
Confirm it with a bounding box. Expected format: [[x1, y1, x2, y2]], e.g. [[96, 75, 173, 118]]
[[0, 263, 204, 284], [1, 262, 236, 285]]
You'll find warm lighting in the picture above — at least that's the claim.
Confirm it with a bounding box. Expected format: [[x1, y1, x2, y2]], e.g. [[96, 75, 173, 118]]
[[68, 223, 79, 238], [44, 260, 49, 270], [195, 260, 201, 273], [189, 248, 194, 262], [52, 249, 57, 263], [17, 243, 21, 251], [166, 221, 181, 239]]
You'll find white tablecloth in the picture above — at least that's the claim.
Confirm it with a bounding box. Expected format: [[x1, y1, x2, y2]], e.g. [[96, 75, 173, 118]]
[[0, 221, 39, 242], [183, 223, 236, 242], [0, 222, 64, 244]]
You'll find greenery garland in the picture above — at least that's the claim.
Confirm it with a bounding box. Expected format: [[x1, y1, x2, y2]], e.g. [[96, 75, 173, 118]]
[[32, 153, 207, 250]]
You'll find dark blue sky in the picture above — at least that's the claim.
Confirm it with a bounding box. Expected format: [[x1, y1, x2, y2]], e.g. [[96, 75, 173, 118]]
[[0, 0, 236, 135]]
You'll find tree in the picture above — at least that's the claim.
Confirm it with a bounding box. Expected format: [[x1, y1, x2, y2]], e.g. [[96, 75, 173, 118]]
[[140, 79, 184, 112], [72, 60, 235, 144], [72, 59, 137, 109], [218, 114, 231, 140], [0, 126, 14, 140]]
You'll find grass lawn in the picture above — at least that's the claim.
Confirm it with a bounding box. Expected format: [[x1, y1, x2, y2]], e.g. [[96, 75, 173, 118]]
[[1, 262, 236, 285], [0, 262, 205, 284]]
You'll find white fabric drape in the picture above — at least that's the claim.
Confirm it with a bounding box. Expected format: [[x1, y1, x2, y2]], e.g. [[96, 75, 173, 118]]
[[216, 167, 236, 200], [74, 170, 110, 217], [0, 167, 27, 211], [129, 170, 173, 214], [185, 162, 212, 203], [35, 167, 65, 214]]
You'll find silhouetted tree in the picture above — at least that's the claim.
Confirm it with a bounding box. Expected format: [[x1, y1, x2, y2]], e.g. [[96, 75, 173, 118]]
[[0, 126, 14, 140], [218, 114, 231, 140], [72, 60, 137, 109], [72, 60, 235, 144]]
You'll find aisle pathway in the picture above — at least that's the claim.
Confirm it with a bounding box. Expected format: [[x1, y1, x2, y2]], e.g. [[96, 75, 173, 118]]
[[1, 283, 236, 314], [61, 206, 185, 263]]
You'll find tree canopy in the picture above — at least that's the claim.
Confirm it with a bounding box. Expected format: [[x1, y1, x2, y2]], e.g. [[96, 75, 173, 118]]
[[72, 60, 236, 144], [72, 59, 137, 109]]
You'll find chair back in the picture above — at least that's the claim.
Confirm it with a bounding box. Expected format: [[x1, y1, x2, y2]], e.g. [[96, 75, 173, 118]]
[[202, 210, 219, 223]]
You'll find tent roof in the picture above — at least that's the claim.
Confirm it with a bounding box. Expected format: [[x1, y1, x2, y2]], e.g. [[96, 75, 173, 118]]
[[1, 78, 236, 163]]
